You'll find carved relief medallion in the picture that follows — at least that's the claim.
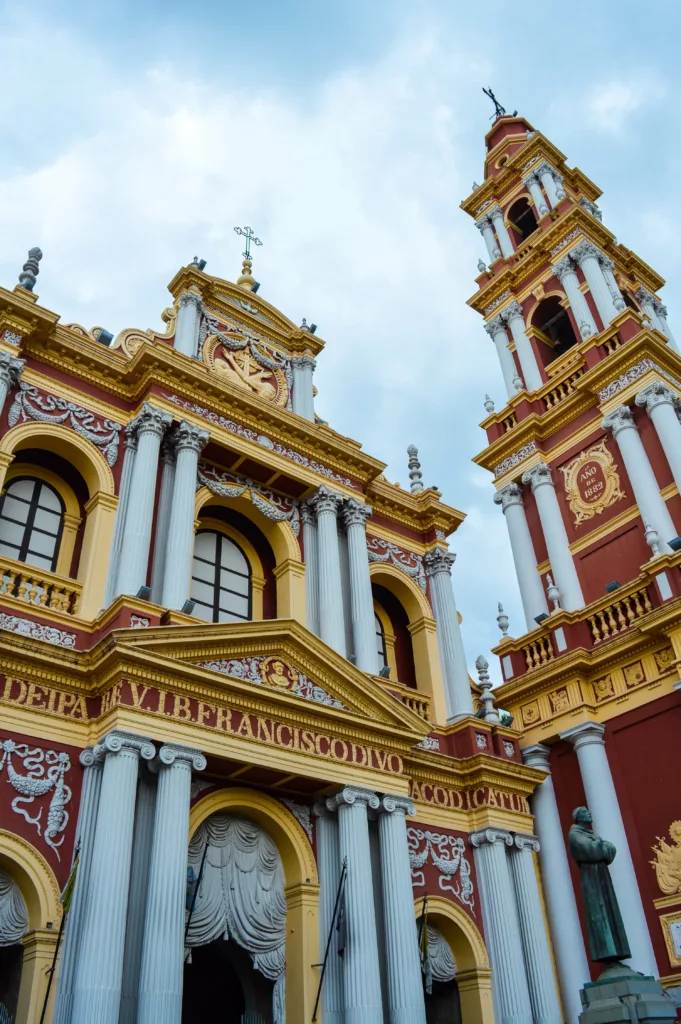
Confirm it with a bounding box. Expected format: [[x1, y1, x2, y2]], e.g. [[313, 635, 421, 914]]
[[204, 333, 288, 405], [559, 440, 625, 526], [592, 674, 615, 702], [651, 821, 681, 896], [259, 657, 300, 692]]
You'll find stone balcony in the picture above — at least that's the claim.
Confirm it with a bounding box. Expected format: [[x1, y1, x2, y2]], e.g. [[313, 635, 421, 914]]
[[0, 555, 82, 615]]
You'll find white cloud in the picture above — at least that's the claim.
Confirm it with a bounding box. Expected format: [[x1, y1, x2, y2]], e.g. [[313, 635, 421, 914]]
[[582, 76, 665, 135]]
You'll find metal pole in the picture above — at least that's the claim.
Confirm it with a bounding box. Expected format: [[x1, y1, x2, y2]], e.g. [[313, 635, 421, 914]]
[[311, 858, 347, 1022], [184, 840, 209, 957], [38, 909, 67, 1024]]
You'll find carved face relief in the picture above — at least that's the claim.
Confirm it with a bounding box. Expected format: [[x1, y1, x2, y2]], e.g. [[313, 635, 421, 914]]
[[592, 674, 615, 702], [559, 440, 625, 526], [260, 656, 299, 692], [654, 647, 675, 675]]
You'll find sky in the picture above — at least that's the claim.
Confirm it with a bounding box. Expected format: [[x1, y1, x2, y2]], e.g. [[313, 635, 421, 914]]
[[2, 0, 680, 684]]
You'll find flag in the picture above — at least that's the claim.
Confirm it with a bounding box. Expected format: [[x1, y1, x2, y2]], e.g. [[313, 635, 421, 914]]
[[60, 847, 80, 915], [335, 882, 347, 958]]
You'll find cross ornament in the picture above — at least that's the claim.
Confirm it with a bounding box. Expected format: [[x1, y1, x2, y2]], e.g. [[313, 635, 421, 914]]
[[234, 225, 263, 260]]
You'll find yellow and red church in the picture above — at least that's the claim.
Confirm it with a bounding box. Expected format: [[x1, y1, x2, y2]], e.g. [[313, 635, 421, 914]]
[[0, 109, 679, 1024]]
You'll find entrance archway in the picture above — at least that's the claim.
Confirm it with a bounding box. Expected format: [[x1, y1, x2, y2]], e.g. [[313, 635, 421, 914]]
[[182, 938, 274, 1024]]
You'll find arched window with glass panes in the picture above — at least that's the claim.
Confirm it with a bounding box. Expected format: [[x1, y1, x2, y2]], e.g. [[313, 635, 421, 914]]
[[190, 530, 252, 623], [0, 477, 65, 572], [375, 612, 388, 670]]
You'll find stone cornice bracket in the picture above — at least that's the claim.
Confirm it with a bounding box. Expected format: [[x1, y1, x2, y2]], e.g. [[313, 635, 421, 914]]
[[601, 404, 635, 438], [635, 381, 678, 413], [521, 743, 551, 772], [310, 483, 344, 516], [129, 402, 173, 441], [469, 827, 513, 848], [512, 833, 540, 853], [424, 547, 455, 578], [493, 482, 524, 512], [521, 461, 554, 492], [380, 794, 416, 816], [559, 719, 605, 750], [157, 743, 207, 771], [0, 351, 25, 388], [341, 497, 372, 528], [97, 730, 156, 761], [327, 786, 380, 812], [169, 419, 210, 455]]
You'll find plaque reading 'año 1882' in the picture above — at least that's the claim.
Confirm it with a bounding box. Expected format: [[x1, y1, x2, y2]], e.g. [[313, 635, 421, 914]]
[[560, 439, 625, 526]]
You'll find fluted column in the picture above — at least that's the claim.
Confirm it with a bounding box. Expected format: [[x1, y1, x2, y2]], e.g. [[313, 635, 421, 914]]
[[292, 354, 316, 420], [53, 748, 105, 1024], [115, 404, 172, 597], [560, 722, 658, 977], [485, 315, 519, 398], [602, 404, 676, 552], [424, 548, 473, 719], [635, 286, 663, 330], [378, 796, 426, 1024], [311, 485, 346, 655], [0, 351, 24, 418], [521, 462, 584, 611], [469, 828, 533, 1023], [553, 256, 598, 339], [522, 172, 549, 218], [312, 802, 344, 1024], [522, 744, 589, 1024], [506, 300, 543, 391], [490, 204, 515, 259], [160, 421, 209, 609], [600, 256, 626, 314], [536, 161, 564, 208], [342, 499, 378, 674], [71, 731, 156, 1024], [652, 298, 679, 352], [138, 744, 206, 1024], [174, 290, 202, 358], [508, 834, 562, 1024], [636, 382, 681, 502], [476, 214, 501, 263], [570, 241, 619, 327], [329, 787, 384, 1024], [494, 483, 548, 630], [104, 428, 138, 607], [150, 441, 176, 603], [301, 502, 320, 635]]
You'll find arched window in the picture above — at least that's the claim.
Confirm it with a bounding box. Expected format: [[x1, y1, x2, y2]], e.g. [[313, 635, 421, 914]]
[[0, 477, 64, 572], [507, 197, 538, 244], [375, 612, 388, 670], [190, 530, 252, 623], [533, 295, 579, 362]]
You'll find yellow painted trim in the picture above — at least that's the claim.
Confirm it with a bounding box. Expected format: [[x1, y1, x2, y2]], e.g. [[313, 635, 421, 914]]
[[17, 929, 59, 1024], [0, 828, 61, 930], [0, 421, 115, 498], [197, 516, 265, 620], [3, 463, 82, 578], [78, 491, 118, 618]]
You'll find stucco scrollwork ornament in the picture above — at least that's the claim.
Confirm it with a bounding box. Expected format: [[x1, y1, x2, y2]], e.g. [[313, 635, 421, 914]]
[[415, 736, 441, 752], [197, 655, 347, 709], [560, 440, 625, 526], [367, 536, 427, 591], [112, 305, 177, 359], [197, 462, 300, 536], [483, 290, 511, 316], [1, 330, 22, 346], [8, 382, 122, 466], [0, 613, 76, 647], [407, 827, 475, 913], [651, 821, 681, 896], [493, 440, 537, 478], [0, 738, 72, 859], [279, 798, 313, 844]]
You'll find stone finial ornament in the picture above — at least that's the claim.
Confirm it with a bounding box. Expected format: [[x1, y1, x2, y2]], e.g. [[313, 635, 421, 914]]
[[477, 259, 487, 273], [18, 247, 42, 292], [497, 602, 509, 637], [475, 655, 501, 724], [484, 394, 495, 414], [472, 181, 480, 191], [512, 374, 524, 392], [643, 520, 662, 557], [546, 573, 561, 613], [407, 445, 424, 494]]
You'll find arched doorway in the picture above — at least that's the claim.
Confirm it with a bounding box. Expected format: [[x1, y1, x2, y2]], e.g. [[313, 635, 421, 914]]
[[183, 938, 274, 1024], [0, 867, 28, 1022], [422, 922, 462, 1024]]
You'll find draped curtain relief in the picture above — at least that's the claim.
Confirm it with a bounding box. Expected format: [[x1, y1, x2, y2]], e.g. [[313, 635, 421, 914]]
[[0, 868, 28, 946], [426, 923, 457, 984]]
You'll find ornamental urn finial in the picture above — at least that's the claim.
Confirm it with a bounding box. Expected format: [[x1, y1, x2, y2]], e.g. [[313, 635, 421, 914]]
[[643, 520, 662, 557], [497, 602, 509, 637], [17, 247, 42, 292], [546, 573, 561, 613], [512, 374, 524, 392], [477, 258, 487, 274], [475, 655, 500, 723], [407, 445, 424, 494], [484, 394, 495, 414]]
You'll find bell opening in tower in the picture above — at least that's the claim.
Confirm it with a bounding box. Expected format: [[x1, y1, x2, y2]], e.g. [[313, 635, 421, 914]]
[[507, 196, 538, 244], [532, 295, 579, 365]]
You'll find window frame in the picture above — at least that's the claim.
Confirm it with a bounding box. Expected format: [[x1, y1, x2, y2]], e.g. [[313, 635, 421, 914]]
[[0, 475, 65, 573], [190, 528, 253, 624]]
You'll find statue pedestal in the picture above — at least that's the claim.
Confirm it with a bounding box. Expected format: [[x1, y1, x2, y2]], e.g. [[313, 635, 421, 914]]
[[579, 963, 677, 1024]]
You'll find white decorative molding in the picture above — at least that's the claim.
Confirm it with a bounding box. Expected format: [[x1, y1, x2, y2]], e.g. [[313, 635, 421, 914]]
[[521, 155, 541, 172], [279, 798, 313, 844], [483, 290, 512, 316], [366, 536, 426, 591], [0, 737, 72, 858], [198, 462, 300, 536], [407, 827, 475, 913], [550, 229, 580, 258], [197, 656, 347, 709], [130, 615, 150, 628], [1, 330, 21, 346], [0, 613, 77, 648], [164, 393, 354, 488], [190, 779, 215, 801], [475, 199, 492, 216], [493, 440, 537, 478], [415, 736, 441, 752], [598, 359, 681, 402], [8, 383, 122, 465]]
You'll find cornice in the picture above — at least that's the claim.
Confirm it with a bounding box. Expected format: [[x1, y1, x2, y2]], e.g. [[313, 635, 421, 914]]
[[367, 481, 465, 536]]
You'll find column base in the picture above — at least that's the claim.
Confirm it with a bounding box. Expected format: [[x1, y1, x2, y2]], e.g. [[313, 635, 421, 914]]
[[580, 963, 676, 1024]]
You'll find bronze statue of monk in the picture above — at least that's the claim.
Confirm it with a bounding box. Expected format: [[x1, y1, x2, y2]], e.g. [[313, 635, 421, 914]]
[[568, 806, 631, 963]]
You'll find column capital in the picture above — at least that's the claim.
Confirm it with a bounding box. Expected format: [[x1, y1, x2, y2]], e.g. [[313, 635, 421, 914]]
[[505, 299, 524, 323], [160, 437, 176, 466], [0, 351, 25, 388], [653, 297, 668, 318], [569, 239, 603, 265], [512, 833, 540, 853], [579, 197, 603, 221], [559, 720, 605, 750], [327, 785, 380, 812], [493, 481, 524, 512], [484, 313, 508, 337], [635, 381, 678, 413], [635, 286, 656, 306], [424, 546, 455, 577], [130, 402, 173, 440], [601, 403, 636, 437], [79, 745, 105, 768], [291, 354, 317, 371], [522, 171, 539, 187], [341, 497, 372, 529], [97, 730, 156, 761], [552, 254, 576, 282], [521, 743, 551, 772], [521, 461, 554, 492], [310, 483, 343, 516], [469, 827, 513, 849], [178, 289, 203, 311], [312, 799, 336, 818], [380, 794, 415, 817], [535, 159, 557, 179], [300, 500, 316, 526], [488, 203, 504, 220], [475, 214, 492, 232], [169, 419, 210, 454], [157, 743, 206, 771]]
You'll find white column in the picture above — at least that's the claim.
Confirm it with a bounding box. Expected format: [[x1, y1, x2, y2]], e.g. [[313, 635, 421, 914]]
[[570, 241, 619, 327], [523, 173, 549, 217], [653, 298, 679, 353], [0, 352, 24, 418], [329, 787, 384, 1024], [115, 404, 172, 598], [292, 354, 316, 420], [301, 502, 320, 635], [174, 291, 202, 358], [311, 485, 346, 655], [553, 257, 598, 339], [378, 796, 427, 1024], [485, 315, 519, 398], [521, 462, 585, 612], [71, 731, 156, 1024], [470, 828, 533, 1024], [150, 442, 176, 603], [342, 500, 378, 674], [476, 215, 501, 262], [312, 802, 344, 1024], [600, 257, 626, 314], [560, 721, 658, 977], [522, 744, 590, 1024], [160, 421, 209, 610], [506, 300, 543, 391], [635, 287, 665, 332], [104, 429, 138, 607], [602, 404, 676, 552], [536, 161, 561, 208], [138, 744, 206, 1024], [636, 382, 681, 504], [508, 834, 563, 1024], [494, 483, 549, 630], [490, 204, 515, 259], [53, 747, 105, 1024], [119, 771, 158, 1024], [424, 547, 473, 719]]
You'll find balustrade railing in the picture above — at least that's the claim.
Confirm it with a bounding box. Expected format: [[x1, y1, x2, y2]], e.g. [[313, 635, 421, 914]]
[[522, 633, 555, 670], [0, 557, 81, 615], [587, 586, 652, 644]]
